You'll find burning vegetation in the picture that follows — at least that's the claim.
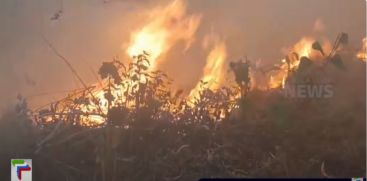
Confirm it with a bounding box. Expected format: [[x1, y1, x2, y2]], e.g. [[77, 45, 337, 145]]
[[0, 0, 365, 180]]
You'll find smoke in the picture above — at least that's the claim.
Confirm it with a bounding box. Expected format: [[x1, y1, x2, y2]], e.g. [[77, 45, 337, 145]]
[[0, 0, 365, 114], [313, 18, 326, 33]]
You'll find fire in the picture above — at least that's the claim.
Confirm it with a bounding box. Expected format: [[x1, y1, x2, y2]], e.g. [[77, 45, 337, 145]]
[[287, 37, 314, 69], [78, 85, 110, 126], [74, 0, 202, 126], [126, 0, 201, 71], [268, 37, 315, 89], [188, 39, 227, 102], [357, 38, 367, 62]]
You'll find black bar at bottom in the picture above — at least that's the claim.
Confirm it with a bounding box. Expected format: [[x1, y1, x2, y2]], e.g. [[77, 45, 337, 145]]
[[199, 178, 366, 181]]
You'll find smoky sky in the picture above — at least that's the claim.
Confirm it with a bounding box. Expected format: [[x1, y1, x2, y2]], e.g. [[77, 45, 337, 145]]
[[0, 0, 365, 113]]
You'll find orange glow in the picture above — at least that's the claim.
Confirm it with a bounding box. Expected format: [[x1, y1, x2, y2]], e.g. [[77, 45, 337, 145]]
[[78, 85, 109, 126], [268, 37, 315, 89], [73, 0, 203, 126], [188, 39, 227, 102], [126, 0, 201, 71], [357, 38, 367, 62]]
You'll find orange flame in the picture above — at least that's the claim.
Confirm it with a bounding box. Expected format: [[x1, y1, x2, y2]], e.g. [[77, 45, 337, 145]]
[[357, 38, 367, 62], [268, 37, 315, 89], [73, 0, 202, 126], [126, 0, 201, 71], [188, 37, 227, 102]]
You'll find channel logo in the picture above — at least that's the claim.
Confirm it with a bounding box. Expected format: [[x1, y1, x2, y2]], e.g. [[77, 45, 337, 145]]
[[352, 178, 365, 181], [11, 159, 32, 181]]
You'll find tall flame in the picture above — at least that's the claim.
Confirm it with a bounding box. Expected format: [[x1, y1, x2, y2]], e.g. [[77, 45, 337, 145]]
[[188, 38, 227, 102], [126, 0, 201, 70], [73, 0, 201, 126]]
